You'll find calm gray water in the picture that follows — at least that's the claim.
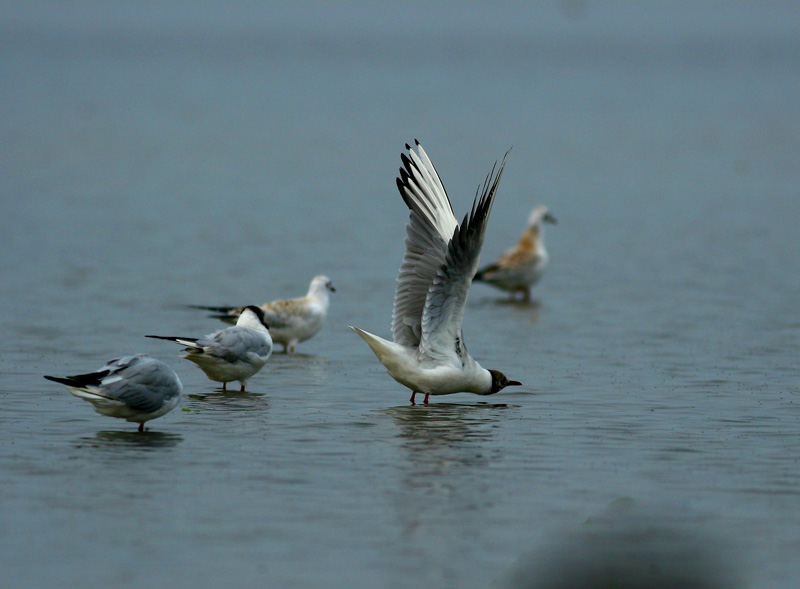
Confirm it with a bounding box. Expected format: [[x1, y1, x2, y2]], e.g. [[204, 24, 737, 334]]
[[2, 2, 799, 587]]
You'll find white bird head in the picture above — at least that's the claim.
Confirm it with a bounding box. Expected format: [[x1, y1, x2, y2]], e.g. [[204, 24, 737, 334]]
[[528, 205, 557, 227], [237, 305, 270, 330], [309, 275, 336, 295]]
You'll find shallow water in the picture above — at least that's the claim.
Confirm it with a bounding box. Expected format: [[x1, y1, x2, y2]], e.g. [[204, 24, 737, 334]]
[[2, 2, 800, 587]]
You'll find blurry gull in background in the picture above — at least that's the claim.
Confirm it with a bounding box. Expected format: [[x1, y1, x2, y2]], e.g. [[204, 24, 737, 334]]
[[474, 204, 556, 300], [351, 140, 521, 404], [193, 275, 335, 353], [44, 354, 183, 432], [147, 305, 272, 392]]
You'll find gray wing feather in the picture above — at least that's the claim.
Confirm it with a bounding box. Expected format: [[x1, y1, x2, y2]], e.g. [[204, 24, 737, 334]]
[[201, 327, 271, 363], [392, 142, 458, 348], [419, 153, 508, 361], [101, 355, 181, 414]]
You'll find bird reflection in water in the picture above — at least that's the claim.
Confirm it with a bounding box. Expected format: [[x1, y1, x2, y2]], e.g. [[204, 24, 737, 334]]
[[382, 402, 511, 491], [268, 352, 332, 387], [379, 402, 513, 570], [495, 298, 543, 317], [473, 296, 543, 322], [186, 389, 269, 413], [75, 430, 183, 451]]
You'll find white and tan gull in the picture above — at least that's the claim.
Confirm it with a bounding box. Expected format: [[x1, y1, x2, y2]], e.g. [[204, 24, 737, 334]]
[[474, 205, 556, 300], [193, 275, 334, 353]]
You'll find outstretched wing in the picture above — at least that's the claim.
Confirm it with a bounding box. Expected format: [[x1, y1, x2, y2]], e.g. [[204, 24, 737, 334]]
[[392, 141, 458, 348], [418, 152, 508, 362]]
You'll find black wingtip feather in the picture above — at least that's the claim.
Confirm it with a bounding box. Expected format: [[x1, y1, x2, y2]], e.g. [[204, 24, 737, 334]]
[[145, 335, 198, 343], [44, 374, 73, 386], [396, 142, 454, 218], [400, 152, 415, 173], [44, 369, 110, 388], [396, 175, 408, 195], [187, 304, 236, 313], [451, 149, 510, 265], [397, 175, 415, 211]]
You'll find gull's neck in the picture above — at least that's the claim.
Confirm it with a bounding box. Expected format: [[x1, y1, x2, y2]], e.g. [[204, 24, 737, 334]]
[[307, 282, 330, 306], [472, 365, 494, 395], [518, 224, 546, 256]]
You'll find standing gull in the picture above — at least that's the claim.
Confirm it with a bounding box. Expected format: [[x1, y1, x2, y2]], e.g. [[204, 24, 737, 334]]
[[193, 275, 334, 353], [351, 141, 521, 404], [474, 205, 557, 300], [44, 354, 183, 432], [147, 305, 272, 392]]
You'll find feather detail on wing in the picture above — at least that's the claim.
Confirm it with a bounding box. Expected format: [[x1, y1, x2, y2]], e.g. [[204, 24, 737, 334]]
[[101, 357, 178, 413], [392, 141, 459, 348], [45, 355, 178, 414], [261, 299, 310, 330], [419, 152, 508, 361], [200, 327, 271, 364]]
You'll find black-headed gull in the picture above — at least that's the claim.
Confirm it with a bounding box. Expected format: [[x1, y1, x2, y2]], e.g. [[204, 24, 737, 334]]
[[193, 275, 334, 353], [475, 205, 557, 300], [351, 141, 521, 404], [147, 305, 273, 392], [44, 354, 183, 432]]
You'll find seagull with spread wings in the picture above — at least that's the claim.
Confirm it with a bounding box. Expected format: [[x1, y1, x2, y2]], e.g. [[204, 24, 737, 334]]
[[351, 141, 521, 404]]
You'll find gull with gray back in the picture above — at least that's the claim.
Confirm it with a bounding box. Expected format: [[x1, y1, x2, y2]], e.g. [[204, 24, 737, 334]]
[[44, 354, 183, 432], [147, 305, 273, 392]]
